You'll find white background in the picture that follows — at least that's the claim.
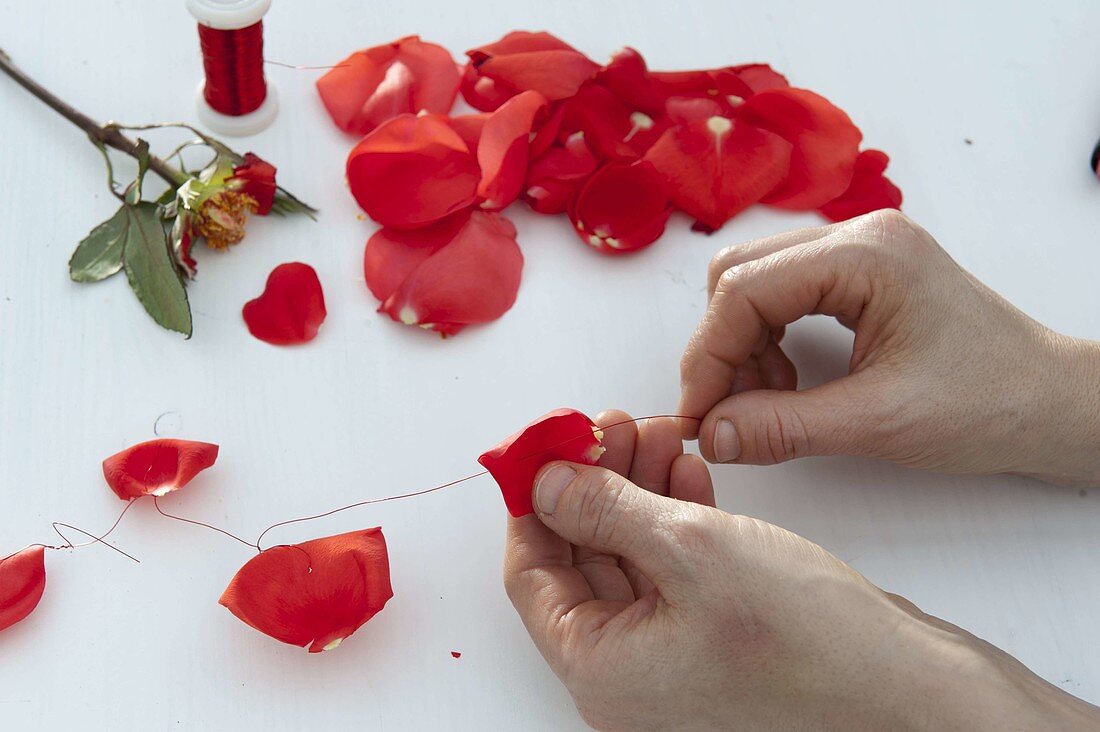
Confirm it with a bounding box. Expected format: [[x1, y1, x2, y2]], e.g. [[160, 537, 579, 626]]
[[1, 0, 1099, 729]]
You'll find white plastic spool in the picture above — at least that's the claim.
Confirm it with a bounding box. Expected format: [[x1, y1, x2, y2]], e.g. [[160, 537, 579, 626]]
[[187, 0, 278, 136]]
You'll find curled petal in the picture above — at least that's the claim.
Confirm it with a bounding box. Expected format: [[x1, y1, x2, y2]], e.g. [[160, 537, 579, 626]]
[[569, 161, 671, 254], [819, 149, 903, 222], [347, 113, 480, 229], [644, 115, 793, 230], [466, 31, 599, 104], [477, 91, 548, 210], [478, 408, 605, 517], [230, 153, 277, 215], [0, 546, 46, 634], [242, 263, 327, 345], [447, 113, 489, 155], [317, 36, 460, 135], [102, 439, 219, 500], [369, 212, 523, 335], [460, 61, 514, 112], [594, 47, 666, 118], [739, 88, 863, 210], [220, 528, 393, 653], [523, 131, 598, 214], [561, 83, 668, 162]]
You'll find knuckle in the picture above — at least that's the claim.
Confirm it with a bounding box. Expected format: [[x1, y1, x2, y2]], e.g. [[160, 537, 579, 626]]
[[750, 405, 811, 464], [707, 247, 735, 284], [572, 470, 628, 545], [714, 264, 744, 295]]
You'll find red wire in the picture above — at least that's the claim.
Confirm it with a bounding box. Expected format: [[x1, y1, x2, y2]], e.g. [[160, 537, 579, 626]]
[[197, 21, 267, 116]]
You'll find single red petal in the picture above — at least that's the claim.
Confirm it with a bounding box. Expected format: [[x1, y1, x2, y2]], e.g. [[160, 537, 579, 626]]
[[459, 61, 516, 112], [468, 32, 598, 102], [818, 149, 903, 222], [738, 88, 863, 210], [651, 67, 754, 111], [316, 43, 401, 133], [220, 528, 393, 653], [594, 47, 666, 118], [644, 115, 793, 230], [569, 161, 671, 254], [731, 63, 789, 93], [523, 131, 598, 214], [363, 212, 470, 301], [231, 153, 277, 215], [477, 91, 548, 210], [316, 37, 459, 135], [447, 113, 490, 155], [478, 408, 605, 517], [347, 113, 480, 229], [242, 263, 327, 345], [101, 439, 219, 500], [0, 546, 46, 633], [379, 211, 523, 335]]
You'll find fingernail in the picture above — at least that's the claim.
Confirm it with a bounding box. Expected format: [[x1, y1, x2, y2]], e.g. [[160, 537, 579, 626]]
[[714, 419, 740, 463], [535, 464, 576, 514]]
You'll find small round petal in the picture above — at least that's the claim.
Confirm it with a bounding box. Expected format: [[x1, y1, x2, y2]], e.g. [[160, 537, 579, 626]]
[[101, 439, 219, 501], [644, 115, 793, 230], [242, 263, 327, 345], [476, 90, 548, 210], [0, 546, 46, 634], [478, 408, 605, 517], [220, 528, 393, 653], [346, 114, 480, 229], [738, 87, 863, 210], [376, 212, 523, 335], [523, 131, 598, 214], [818, 149, 903, 222], [569, 161, 671, 254]]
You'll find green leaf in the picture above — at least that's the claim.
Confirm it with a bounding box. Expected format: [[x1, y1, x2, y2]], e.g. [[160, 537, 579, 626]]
[[121, 202, 192, 337], [70, 206, 129, 282]]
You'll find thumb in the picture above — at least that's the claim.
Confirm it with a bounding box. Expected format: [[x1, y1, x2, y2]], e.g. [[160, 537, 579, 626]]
[[533, 462, 697, 595], [698, 378, 875, 465]]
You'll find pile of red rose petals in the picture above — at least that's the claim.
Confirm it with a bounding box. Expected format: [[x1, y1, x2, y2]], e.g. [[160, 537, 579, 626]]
[[317, 32, 902, 335]]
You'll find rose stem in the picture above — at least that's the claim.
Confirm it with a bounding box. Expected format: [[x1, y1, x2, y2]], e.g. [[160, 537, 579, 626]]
[[0, 47, 189, 188]]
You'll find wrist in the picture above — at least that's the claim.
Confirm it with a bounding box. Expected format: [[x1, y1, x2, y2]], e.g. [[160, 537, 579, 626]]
[[887, 610, 1100, 731], [1013, 332, 1100, 487]]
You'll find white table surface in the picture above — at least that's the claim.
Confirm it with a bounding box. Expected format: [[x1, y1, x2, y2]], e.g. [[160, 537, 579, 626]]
[[2, 0, 1098, 728]]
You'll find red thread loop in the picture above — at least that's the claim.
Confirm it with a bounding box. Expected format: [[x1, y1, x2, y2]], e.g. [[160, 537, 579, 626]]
[[197, 21, 267, 116]]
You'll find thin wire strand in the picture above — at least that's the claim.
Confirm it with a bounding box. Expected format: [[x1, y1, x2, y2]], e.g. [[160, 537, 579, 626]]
[[264, 59, 350, 70], [152, 496, 259, 551]]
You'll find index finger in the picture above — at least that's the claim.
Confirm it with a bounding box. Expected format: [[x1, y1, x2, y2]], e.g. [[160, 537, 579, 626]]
[[679, 237, 875, 438]]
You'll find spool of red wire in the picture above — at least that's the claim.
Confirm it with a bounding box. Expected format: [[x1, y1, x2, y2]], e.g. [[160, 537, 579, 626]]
[[187, 0, 278, 136]]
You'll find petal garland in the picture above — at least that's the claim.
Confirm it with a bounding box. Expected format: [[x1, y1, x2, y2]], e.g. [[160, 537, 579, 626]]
[[0, 546, 46, 633], [317, 36, 460, 135], [479, 408, 605, 517], [320, 32, 903, 334], [242, 263, 327, 345], [220, 528, 393, 653], [102, 439, 219, 500], [365, 211, 524, 335]]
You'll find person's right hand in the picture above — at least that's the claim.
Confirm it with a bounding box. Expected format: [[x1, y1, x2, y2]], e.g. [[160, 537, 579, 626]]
[[680, 210, 1100, 486]]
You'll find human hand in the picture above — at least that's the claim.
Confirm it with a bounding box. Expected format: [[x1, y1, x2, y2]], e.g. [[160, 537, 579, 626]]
[[504, 410, 1098, 730], [680, 210, 1100, 486]]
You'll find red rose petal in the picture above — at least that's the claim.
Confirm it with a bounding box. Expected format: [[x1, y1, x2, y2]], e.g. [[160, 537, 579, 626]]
[[347, 113, 480, 229], [242, 263, 327, 345], [459, 61, 515, 112], [476, 90, 549, 210], [371, 211, 524, 335], [561, 83, 668, 163], [317, 36, 460, 135], [819, 149, 903, 222], [569, 161, 671, 254], [220, 528, 393, 653], [0, 546, 46, 634], [101, 439, 219, 501], [594, 47, 666, 118], [478, 408, 605, 517], [363, 213, 470, 302], [739, 88, 863, 210], [523, 131, 598, 214], [466, 31, 599, 104], [644, 114, 793, 230], [731, 63, 790, 93], [231, 153, 277, 215], [447, 113, 490, 155]]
